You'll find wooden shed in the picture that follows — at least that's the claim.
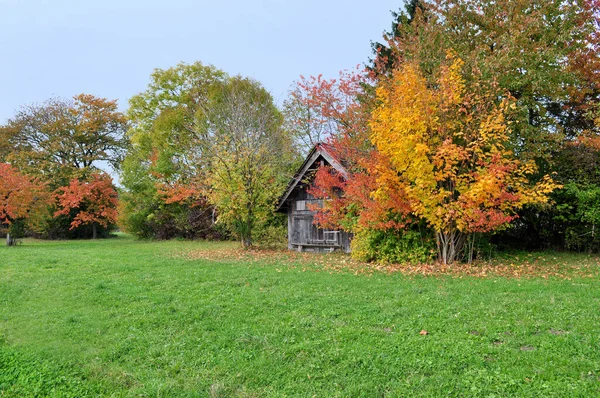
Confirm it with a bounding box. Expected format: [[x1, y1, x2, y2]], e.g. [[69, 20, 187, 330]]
[[276, 144, 352, 253]]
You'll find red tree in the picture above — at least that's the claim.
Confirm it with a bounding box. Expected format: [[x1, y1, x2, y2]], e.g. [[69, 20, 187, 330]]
[[0, 163, 49, 245], [54, 173, 118, 239]]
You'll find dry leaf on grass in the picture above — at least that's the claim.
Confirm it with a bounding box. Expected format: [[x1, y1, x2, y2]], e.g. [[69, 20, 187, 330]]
[[177, 247, 600, 280]]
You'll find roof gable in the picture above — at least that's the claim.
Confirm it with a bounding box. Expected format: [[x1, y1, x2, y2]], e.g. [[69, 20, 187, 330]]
[[276, 143, 347, 212]]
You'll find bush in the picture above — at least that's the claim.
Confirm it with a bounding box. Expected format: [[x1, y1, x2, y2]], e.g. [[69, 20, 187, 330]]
[[494, 183, 600, 253], [119, 199, 225, 241], [252, 213, 288, 249], [40, 214, 112, 240], [351, 227, 435, 264], [7, 219, 25, 240]]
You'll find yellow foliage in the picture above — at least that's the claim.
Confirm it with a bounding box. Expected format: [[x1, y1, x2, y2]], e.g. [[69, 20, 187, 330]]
[[369, 55, 560, 235]]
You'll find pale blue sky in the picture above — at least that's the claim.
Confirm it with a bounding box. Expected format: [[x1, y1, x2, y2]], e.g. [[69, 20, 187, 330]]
[[0, 0, 403, 123]]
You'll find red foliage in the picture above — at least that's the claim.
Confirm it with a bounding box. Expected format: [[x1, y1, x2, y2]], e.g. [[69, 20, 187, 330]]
[[293, 67, 373, 153], [54, 173, 118, 229], [296, 67, 415, 233], [310, 151, 414, 232], [0, 163, 48, 225]]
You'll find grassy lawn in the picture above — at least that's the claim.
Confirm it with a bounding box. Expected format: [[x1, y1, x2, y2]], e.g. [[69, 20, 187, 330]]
[[1, 236, 599, 397]]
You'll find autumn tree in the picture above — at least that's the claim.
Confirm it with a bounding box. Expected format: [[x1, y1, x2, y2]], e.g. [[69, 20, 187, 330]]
[[0, 163, 49, 246], [0, 94, 128, 186], [54, 173, 118, 239], [303, 0, 598, 261], [284, 69, 373, 156], [284, 67, 376, 234], [369, 56, 557, 264], [285, 68, 428, 261], [282, 72, 362, 155]]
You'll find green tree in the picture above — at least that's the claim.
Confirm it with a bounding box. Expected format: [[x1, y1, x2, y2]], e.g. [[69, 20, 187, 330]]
[[120, 62, 228, 239], [196, 77, 294, 247], [122, 63, 296, 244]]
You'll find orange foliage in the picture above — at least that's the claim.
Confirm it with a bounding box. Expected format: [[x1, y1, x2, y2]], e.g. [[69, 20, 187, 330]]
[[155, 181, 208, 207], [54, 173, 118, 229], [0, 163, 49, 226]]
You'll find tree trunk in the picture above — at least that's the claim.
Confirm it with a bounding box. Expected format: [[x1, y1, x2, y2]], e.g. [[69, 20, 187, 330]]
[[467, 233, 476, 264], [240, 208, 253, 248], [436, 229, 467, 265], [241, 220, 252, 248], [92, 223, 97, 239], [6, 233, 16, 246]]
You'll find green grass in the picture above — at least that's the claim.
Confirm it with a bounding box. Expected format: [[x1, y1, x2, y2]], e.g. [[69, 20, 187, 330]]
[[1, 236, 599, 397]]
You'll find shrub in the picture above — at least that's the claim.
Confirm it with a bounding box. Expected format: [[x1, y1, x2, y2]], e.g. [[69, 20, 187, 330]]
[[351, 227, 435, 264]]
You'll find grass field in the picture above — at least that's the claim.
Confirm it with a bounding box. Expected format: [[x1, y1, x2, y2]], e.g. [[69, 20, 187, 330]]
[[1, 236, 599, 397]]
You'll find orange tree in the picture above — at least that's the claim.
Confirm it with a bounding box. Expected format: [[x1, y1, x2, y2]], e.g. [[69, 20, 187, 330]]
[[0, 163, 49, 245], [54, 173, 118, 239]]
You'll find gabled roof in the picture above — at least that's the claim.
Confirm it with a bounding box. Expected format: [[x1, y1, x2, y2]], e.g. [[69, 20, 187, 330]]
[[276, 143, 348, 212]]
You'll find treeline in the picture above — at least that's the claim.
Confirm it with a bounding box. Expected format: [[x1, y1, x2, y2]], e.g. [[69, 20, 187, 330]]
[[1, 0, 599, 265], [0, 70, 298, 246]]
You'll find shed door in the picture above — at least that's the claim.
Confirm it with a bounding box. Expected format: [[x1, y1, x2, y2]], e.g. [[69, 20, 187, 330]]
[[292, 215, 312, 245]]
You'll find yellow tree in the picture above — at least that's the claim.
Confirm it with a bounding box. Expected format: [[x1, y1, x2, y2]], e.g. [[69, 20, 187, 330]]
[[370, 54, 558, 264]]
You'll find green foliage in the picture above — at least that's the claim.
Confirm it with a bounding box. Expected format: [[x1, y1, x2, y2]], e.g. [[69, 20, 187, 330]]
[[6, 219, 25, 240], [122, 63, 297, 244], [496, 183, 600, 253], [466, 234, 499, 262], [127, 61, 228, 182], [351, 228, 435, 264], [561, 183, 600, 252], [251, 212, 288, 249], [118, 192, 222, 241]]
